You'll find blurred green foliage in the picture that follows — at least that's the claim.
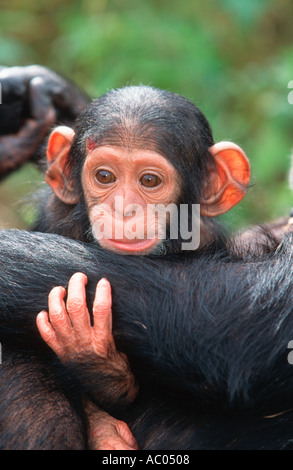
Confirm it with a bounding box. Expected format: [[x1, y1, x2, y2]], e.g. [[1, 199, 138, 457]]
[[0, 0, 293, 231]]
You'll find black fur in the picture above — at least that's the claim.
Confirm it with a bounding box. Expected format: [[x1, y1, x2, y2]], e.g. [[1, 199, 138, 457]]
[[1, 229, 293, 449]]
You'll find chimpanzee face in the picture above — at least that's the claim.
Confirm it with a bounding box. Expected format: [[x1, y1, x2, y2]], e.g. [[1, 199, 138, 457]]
[[81, 145, 181, 255]]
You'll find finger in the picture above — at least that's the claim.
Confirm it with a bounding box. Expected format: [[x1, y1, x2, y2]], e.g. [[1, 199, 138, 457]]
[[92, 278, 113, 339], [48, 286, 72, 338], [66, 272, 91, 332], [36, 310, 63, 356], [0, 67, 27, 99], [29, 76, 56, 124], [117, 421, 139, 450]]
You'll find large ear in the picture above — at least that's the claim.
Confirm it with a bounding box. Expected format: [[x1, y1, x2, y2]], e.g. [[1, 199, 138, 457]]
[[200, 141, 250, 217], [45, 126, 79, 204]]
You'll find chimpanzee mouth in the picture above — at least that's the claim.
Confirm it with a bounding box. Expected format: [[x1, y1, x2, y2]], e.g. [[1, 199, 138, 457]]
[[101, 237, 158, 254]]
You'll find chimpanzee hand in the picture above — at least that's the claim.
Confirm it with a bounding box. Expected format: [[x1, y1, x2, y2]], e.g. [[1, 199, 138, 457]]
[[36, 272, 138, 408], [84, 400, 138, 450], [0, 65, 89, 176], [0, 74, 56, 175]]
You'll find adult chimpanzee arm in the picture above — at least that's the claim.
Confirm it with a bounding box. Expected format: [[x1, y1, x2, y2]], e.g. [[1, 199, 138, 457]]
[[1, 229, 293, 414], [0, 66, 90, 176]]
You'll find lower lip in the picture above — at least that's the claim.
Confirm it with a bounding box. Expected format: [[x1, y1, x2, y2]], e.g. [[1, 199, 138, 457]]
[[104, 238, 158, 253]]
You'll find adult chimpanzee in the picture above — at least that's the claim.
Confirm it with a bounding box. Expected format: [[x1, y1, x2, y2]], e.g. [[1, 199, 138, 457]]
[[1, 229, 293, 451]]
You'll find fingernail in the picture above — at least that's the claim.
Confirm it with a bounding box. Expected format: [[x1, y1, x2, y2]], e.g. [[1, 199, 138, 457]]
[[37, 310, 47, 318]]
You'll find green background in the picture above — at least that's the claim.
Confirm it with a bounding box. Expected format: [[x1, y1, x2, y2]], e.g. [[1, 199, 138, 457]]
[[0, 0, 293, 232]]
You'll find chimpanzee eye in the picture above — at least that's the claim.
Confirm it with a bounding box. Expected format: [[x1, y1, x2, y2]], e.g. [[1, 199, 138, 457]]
[[95, 170, 116, 184], [140, 174, 161, 188]]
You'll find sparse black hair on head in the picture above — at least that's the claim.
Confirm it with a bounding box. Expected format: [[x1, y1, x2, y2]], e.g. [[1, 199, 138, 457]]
[[67, 85, 216, 204]]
